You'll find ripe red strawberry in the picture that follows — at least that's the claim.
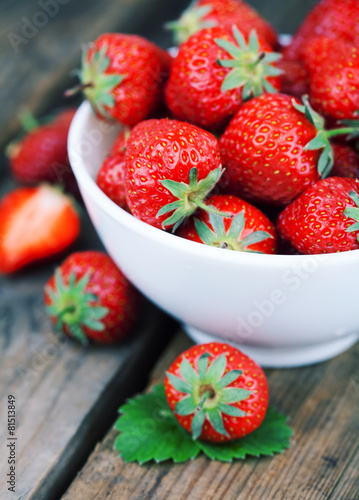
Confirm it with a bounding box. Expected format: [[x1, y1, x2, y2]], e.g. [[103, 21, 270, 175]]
[[125, 119, 224, 231], [0, 185, 80, 274], [97, 128, 130, 210], [68, 34, 171, 126], [304, 37, 359, 121], [44, 251, 140, 344], [167, 0, 277, 48], [283, 0, 359, 62], [7, 109, 78, 193], [165, 26, 282, 130], [178, 194, 277, 253], [277, 57, 309, 98], [164, 342, 269, 442], [331, 143, 359, 179], [277, 177, 359, 254], [219, 94, 359, 205], [219, 94, 319, 204]]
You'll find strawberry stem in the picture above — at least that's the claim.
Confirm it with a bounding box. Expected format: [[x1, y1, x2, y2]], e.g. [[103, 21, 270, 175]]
[[250, 52, 266, 69], [196, 389, 213, 411], [293, 96, 359, 178], [64, 82, 93, 97], [57, 304, 76, 321], [326, 127, 358, 139]]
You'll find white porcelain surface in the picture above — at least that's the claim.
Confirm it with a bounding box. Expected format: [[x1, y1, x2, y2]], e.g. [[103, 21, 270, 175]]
[[68, 101, 359, 367]]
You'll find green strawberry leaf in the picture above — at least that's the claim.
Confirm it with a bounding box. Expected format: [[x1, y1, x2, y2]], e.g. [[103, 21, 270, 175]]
[[196, 407, 293, 462], [114, 384, 293, 464], [114, 384, 200, 463]]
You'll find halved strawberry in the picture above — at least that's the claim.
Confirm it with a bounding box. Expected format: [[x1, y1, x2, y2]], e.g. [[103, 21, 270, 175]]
[[0, 185, 80, 274]]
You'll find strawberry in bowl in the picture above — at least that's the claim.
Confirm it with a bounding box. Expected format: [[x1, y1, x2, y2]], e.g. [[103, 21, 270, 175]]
[[68, 100, 359, 367], [66, 2, 359, 367]]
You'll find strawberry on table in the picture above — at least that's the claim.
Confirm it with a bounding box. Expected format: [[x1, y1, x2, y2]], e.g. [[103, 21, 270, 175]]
[[178, 194, 277, 254], [0, 185, 80, 274], [304, 37, 359, 121], [125, 118, 225, 231], [165, 26, 282, 130], [164, 342, 269, 442], [167, 0, 277, 48], [68, 34, 171, 126], [219, 94, 359, 205], [283, 0, 359, 62], [277, 177, 359, 254], [44, 251, 140, 344], [97, 128, 130, 210], [7, 108, 78, 194]]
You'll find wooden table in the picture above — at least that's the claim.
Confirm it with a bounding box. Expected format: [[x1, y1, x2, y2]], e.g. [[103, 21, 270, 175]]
[[0, 1, 358, 499]]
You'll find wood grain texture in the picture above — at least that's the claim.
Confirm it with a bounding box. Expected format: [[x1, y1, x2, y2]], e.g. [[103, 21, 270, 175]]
[[0, 268, 175, 500], [63, 331, 359, 500]]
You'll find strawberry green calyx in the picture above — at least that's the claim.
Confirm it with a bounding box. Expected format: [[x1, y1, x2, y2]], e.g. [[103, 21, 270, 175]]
[[6, 109, 43, 159], [215, 27, 282, 99], [194, 210, 273, 252], [167, 352, 251, 440], [18, 108, 39, 132], [68, 44, 124, 119], [166, 5, 217, 46], [292, 96, 359, 178], [45, 270, 108, 345], [344, 191, 359, 242], [157, 166, 227, 231]]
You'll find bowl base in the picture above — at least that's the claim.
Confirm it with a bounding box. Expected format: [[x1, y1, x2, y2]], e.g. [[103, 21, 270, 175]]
[[183, 325, 359, 368]]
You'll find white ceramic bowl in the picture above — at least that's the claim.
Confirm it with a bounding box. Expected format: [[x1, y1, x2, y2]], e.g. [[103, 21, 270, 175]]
[[68, 101, 359, 368]]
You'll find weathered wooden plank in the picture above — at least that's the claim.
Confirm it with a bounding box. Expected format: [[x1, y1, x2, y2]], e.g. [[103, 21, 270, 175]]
[[0, 0, 186, 156], [62, 331, 359, 500], [0, 237, 177, 500]]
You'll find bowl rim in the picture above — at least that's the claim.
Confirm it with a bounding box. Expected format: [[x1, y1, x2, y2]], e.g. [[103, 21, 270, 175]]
[[68, 100, 359, 268]]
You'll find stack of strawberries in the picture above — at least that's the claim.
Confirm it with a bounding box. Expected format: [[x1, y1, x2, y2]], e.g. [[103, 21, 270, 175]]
[[89, 0, 359, 256], [1, 0, 359, 344]]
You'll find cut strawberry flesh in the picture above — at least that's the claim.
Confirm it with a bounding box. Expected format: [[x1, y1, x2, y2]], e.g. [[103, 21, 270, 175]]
[[0, 185, 79, 273]]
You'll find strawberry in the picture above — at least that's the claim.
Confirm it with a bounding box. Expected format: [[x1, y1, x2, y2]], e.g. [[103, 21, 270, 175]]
[[277, 57, 309, 99], [0, 185, 80, 274], [125, 119, 225, 231], [167, 0, 277, 48], [331, 143, 359, 179], [97, 128, 130, 210], [283, 0, 359, 62], [164, 342, 269, 442], [68, 34, 171, 126], [304, 37, 359, 121], [219, 94, 359, 205], [165, 26, 282, 130], [7, 109, 78, 194], [277, 177, 359, 254], [44, 251, 140, 344], [178, 194, 277, 253]]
